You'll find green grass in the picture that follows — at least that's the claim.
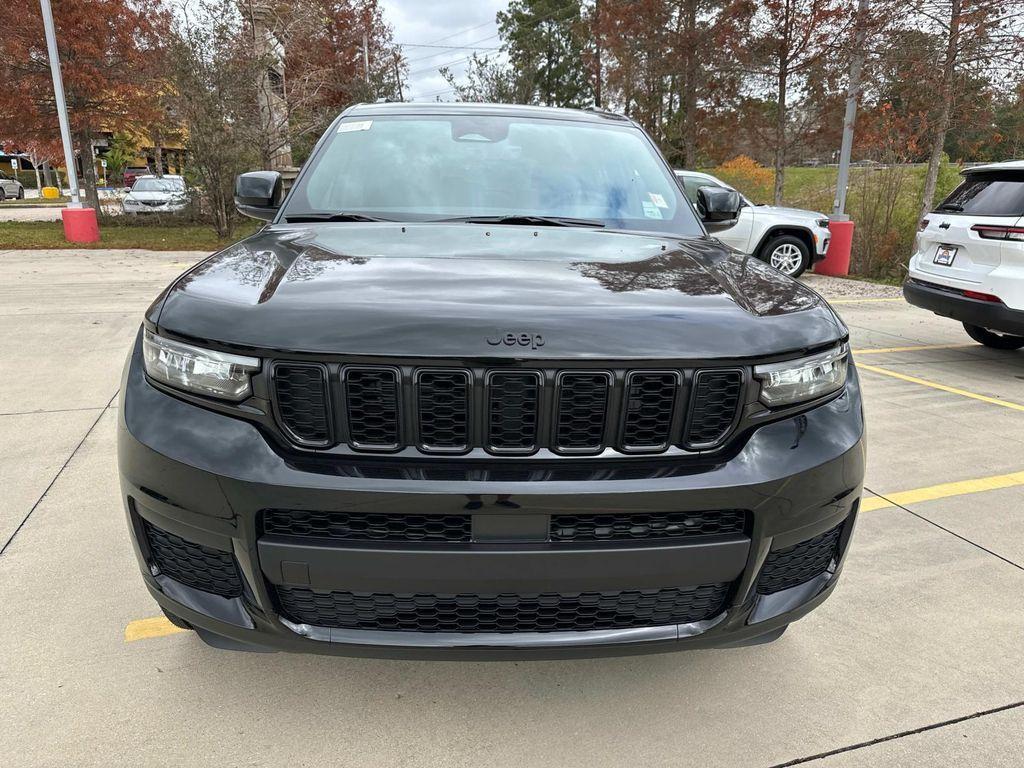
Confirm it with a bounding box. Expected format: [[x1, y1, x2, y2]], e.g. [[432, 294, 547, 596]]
[[0, 219, 259, 251]]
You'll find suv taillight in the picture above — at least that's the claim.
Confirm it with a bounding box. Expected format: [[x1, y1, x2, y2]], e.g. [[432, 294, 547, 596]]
[[918, 218, 929, 231], [971, 224, 1024, 241]]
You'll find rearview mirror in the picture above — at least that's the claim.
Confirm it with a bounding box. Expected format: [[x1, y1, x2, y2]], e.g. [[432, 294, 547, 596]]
[[696, 185, 742, 226], [235, 171, 283, 221]]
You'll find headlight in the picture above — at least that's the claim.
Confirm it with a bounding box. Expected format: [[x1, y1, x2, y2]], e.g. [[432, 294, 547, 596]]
[[816, 218, 831, 229], [754, 343, 849, 407], [142, 330, 260, 400]]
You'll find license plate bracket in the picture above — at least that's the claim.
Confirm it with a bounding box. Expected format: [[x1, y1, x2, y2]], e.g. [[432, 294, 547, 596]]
[[934, 245, 958, 266]]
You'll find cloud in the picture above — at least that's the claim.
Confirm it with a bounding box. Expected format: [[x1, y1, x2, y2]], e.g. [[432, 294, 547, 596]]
[[380, 0, 509, 101]]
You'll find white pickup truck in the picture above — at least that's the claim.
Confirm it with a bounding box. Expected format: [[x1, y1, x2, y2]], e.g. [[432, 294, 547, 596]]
[[675, 170, 831, 278]]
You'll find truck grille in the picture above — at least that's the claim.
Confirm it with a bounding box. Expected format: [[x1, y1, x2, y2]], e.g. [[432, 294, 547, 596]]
[[275, 583, 729, 633], [272, 363, 331, 446], [268, 363, 746, 456]]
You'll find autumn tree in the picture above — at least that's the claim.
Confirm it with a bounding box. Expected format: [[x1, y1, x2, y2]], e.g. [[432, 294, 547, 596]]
[[0, 0, 169, 210], [498, 0, 594, 107], [729, 0, 854, 204], [903, 0, 1024, 218]]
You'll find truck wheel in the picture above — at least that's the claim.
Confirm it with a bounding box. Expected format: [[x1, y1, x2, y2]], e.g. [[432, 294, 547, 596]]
[[161, 607, 194, 630], [963, 323, 1024, 350], [761, 235, 810, 278]]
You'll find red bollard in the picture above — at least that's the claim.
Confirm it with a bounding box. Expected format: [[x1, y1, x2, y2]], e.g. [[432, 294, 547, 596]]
[[61, 206, 100, 243], [816, 220, 854, 276]]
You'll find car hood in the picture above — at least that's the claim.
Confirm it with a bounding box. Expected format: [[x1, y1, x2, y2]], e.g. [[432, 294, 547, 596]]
[[128, 191, 182, 202], [154, 223, 842, 359], [750, 204, 827, 221]]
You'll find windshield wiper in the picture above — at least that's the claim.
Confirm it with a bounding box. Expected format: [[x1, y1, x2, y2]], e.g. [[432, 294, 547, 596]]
[[937, 203, 963, 212], [285, 212, 393, 223], [438, 214, 605, 228]]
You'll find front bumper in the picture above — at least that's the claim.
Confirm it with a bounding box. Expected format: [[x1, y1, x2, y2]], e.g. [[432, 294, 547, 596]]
[[904, 278, 1024, 336], [118, 335, 866, 659]]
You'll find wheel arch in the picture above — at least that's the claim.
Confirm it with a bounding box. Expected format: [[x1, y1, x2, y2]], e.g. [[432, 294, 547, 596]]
[[754, 226, 815, 258]]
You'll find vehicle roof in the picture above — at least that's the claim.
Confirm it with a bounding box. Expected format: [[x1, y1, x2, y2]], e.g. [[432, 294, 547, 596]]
[[343, 101, 634, 124], [135, 174, 183, 180], [963, 160, 1024, 174]]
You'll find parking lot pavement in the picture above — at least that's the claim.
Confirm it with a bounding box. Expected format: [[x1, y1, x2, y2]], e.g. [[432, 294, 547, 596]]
[[1, 251, 1022, 767]]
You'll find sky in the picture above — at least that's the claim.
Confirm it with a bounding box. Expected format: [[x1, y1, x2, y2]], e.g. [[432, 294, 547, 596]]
[[380, 0, 510, 102]]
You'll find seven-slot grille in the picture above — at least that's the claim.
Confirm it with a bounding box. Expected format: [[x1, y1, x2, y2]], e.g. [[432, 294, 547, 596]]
[[269, 364, 747, 456]]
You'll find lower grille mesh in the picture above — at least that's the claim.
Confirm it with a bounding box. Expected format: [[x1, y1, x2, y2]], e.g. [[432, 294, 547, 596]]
[[276, 584, 730, 633], [551, 510, 747, 542], [263, 510, 472, 543], [143, 520, 242, 598], [757, 523, 843, 594]]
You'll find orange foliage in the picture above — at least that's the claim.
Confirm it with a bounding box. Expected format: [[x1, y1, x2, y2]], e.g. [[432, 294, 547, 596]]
[[712, 156, 774, 203]]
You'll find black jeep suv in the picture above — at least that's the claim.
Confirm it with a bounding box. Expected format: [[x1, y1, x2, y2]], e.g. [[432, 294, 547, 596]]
[[118, 103, 864, 658]]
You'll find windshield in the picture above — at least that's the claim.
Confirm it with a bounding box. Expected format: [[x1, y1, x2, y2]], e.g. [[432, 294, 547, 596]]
[[133, 178, 184, 193], [285, 114, 703, 235], [937, 172, 1024, 216]]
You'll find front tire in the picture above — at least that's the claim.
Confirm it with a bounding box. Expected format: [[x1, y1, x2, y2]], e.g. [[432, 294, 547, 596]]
[[0, 188, 6, 202], [17, 186, 25, 199], [761, 235, 811, 278], [963, 323, 1024, 350]]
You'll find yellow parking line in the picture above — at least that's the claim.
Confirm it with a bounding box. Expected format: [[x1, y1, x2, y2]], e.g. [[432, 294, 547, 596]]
[[829, 297, 904, 305], [858, 363, 1024, 412], [125, 616, 188, 642], [863, 470, 1024, 512], [852, 343, 975, 355]]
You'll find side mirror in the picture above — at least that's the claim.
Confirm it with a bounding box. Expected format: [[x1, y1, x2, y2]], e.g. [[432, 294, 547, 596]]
[[696, 185, 742, 227], [235, 170, 283, 221]]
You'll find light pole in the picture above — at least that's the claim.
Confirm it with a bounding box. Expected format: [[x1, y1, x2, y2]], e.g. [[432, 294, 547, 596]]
[[832, 0, 870, 219], [39, 0, 81, 208], [39, 0, 99, 241], [819, 0, 869, 277]]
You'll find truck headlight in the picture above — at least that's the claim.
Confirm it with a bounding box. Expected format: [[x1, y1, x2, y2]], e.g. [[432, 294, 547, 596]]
[[143, 330, 260, 400], [754, 343, 849, 407]]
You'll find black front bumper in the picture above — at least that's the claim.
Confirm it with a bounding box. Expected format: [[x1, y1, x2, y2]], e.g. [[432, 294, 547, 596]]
[[118, 335, 866, 659], [904, 278, 1024, 336]]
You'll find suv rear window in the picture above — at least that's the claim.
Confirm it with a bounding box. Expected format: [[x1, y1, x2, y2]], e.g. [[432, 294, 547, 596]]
[[936, 172, 1024, 216]]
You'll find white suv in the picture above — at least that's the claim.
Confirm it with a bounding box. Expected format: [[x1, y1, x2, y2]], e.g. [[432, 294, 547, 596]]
[[905, 160, 1024, 349], [675, 170, 831, 277]]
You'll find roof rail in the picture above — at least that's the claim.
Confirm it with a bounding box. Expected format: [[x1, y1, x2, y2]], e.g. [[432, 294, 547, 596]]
[[583, 105, 630, 121]]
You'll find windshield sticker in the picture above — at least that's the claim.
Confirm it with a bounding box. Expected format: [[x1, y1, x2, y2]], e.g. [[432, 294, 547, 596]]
[[648, 192, 668, 208], [337, 120, 373, 133], [641, 201, 663, 219]]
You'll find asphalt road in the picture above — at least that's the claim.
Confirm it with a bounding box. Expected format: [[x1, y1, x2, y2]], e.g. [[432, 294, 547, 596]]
[[1, 249, 1022, 767]]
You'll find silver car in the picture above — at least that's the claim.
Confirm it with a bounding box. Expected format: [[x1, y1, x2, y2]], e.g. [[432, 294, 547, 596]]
[[122, 175, 188, 214], [0, 170, 25, 201]]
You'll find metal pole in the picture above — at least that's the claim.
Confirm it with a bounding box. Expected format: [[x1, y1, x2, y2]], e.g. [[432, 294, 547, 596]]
[[39, 0, 81, 207], [362, 33, 370, 84], [832, 0, 869, 220]]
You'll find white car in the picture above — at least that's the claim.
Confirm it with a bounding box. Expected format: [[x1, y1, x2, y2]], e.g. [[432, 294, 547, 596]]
[[675, 170, 831, 277], [905, 160, 1024, 348], [122, 175, 188, 214], [0, 170, 25, 201]]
